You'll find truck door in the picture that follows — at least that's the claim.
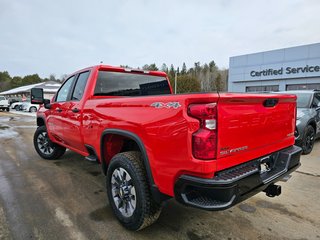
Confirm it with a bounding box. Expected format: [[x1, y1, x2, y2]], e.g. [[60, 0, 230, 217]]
[[47, 76, 76, 143], [62, 71, 90, 152]]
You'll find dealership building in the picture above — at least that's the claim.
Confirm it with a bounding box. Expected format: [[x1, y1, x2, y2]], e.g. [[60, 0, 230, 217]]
[[228, 43, 320, 92]]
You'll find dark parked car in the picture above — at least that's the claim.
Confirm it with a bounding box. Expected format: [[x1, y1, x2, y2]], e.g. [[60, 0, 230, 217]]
[[279, 90, 320, 154]]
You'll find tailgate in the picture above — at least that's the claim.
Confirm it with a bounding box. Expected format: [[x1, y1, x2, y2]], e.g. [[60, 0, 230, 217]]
[[216, 93, 296, 170]]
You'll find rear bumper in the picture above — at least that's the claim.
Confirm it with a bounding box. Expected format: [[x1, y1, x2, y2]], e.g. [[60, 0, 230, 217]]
[[174, 145, 302, 211]]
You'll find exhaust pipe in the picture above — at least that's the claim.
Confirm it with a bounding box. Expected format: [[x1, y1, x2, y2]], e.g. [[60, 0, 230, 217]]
[[264, 184, 281, 197]]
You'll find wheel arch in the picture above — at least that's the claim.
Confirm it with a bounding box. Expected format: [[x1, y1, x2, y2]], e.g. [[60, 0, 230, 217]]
[[100, 129, 154, 184], [100, 129, 170, 203], [305, 119, 317, 133], [37, 116, 46, 127]]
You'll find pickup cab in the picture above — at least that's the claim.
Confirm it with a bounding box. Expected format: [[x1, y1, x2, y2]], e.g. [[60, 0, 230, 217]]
[[31, 65, 302, 230], [0, 95, 10, 111]]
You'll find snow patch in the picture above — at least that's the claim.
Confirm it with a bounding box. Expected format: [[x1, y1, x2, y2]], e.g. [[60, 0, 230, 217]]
[[0, 126, 18, 139], [10, 111, 36, 117], [0, 117, 10, 123]]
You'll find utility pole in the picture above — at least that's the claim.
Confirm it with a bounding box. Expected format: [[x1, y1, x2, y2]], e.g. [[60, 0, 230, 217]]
[[174, 72, 177, 94]]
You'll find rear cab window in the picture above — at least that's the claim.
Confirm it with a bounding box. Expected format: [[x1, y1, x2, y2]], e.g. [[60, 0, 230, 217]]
[[72, 71, 90, 101], [94, 71, 171, 96]]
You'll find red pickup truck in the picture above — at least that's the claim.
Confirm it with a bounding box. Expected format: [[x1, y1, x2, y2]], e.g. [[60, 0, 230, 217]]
[[31, 65, 301, 230]]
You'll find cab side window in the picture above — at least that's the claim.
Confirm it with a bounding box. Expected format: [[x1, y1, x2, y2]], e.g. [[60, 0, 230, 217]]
[[72, 71, 90, 101], [56, 76, 75, 102]]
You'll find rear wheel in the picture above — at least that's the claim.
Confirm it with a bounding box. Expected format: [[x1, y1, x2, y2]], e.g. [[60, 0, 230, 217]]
[[33, 126, 66, 159], [29, 106, 37, 112], [301, 125, 315, 155], [106, 151, 161, 231]]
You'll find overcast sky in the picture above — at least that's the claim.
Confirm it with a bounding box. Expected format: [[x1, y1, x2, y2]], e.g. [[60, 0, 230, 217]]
[[1, 0, 320, 78]]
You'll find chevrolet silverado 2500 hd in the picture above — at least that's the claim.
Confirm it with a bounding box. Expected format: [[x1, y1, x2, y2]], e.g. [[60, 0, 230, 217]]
[[31, 65, 302, 230]]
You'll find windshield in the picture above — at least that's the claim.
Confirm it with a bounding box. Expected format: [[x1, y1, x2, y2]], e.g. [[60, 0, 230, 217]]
[[294, 93, 312, 108]]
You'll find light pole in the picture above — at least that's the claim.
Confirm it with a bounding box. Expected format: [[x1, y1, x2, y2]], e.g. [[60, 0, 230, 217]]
[[174, 72, 177, 94]]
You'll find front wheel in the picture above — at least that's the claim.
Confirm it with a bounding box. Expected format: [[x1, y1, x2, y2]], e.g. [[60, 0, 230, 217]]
[[301, 125, 315, 155], [106, 151, 161, 231], [33, 126, 66, 159]]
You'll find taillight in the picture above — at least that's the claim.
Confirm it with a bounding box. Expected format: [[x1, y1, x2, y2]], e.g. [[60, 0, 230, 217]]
[[188, 103, 217, 160]]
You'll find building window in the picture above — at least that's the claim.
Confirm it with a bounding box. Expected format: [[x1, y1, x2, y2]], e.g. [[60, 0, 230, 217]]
[[286, 83, 320, 91], [246, 85, 279, 92]]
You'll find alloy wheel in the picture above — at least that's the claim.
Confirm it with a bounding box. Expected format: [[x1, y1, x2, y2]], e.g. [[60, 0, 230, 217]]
[[111, 167, 136, 217], [37, 132, 54, 155]]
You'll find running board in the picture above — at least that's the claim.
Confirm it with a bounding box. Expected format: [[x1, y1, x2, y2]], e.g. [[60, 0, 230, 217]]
[[84, 145, 99, 162]]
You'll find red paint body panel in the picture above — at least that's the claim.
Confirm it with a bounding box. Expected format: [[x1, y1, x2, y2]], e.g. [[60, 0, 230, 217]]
[[37, 65, 297, 197]]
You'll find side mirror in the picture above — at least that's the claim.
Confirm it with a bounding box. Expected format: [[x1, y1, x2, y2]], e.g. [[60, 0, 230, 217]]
[[44, 99, 51, 109], [31, 88, 51, 109], [31, 88, 44, 104]]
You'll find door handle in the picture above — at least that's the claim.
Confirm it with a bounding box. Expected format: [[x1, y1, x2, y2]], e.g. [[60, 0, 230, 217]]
[[72, 108, 80, 113], [56, 108, 62, 112]]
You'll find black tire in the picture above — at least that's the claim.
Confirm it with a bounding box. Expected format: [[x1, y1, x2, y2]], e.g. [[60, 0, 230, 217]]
[[33, 126, 66, 160], [301, 125, 315, 155], [29, 106, 37, 112], [14, 105, 19, 110], [106, 151, 161, 231], [6, 107, 9, 112]]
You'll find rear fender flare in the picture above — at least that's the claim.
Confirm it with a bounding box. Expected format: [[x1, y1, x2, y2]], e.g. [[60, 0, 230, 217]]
[[100, 129, 155, 186]]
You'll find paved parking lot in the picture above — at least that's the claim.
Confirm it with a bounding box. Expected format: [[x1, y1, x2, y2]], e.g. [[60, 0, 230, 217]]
[[0, 112, 319, 240]]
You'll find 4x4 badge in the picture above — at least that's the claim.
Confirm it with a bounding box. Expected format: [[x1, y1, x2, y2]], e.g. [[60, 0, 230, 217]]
[[151, 102, 181, 109]]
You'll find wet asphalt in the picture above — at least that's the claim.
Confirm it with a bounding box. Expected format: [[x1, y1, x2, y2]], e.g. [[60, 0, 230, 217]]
[[0, 111, 319, 240]]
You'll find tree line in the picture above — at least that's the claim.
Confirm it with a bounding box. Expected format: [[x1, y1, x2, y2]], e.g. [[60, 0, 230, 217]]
[[0, 61, 228, 93], [0, 71, 64, 92], [129, 61, 228, 93]]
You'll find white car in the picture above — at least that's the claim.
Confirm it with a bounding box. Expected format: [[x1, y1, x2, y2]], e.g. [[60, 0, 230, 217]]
[[0, 96, 10, 111], [11, 101, 24, 110], [22, 102, 38, 112]]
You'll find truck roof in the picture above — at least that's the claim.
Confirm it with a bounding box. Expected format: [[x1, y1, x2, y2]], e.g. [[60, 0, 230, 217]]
[[73, 65, 167, 78]]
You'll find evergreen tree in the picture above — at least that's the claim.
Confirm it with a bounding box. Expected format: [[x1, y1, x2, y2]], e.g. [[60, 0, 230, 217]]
[[23, 74, 42, 85], [0, 71, 11, 91], [181, 62, 187, 75], [11, 76, 23, 88], [160, 63, 168, 73], [215, 73, 223, 91], [142, 63, 158, 71], [169, 64, 175, 79], [176, 75, 201, 93]]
